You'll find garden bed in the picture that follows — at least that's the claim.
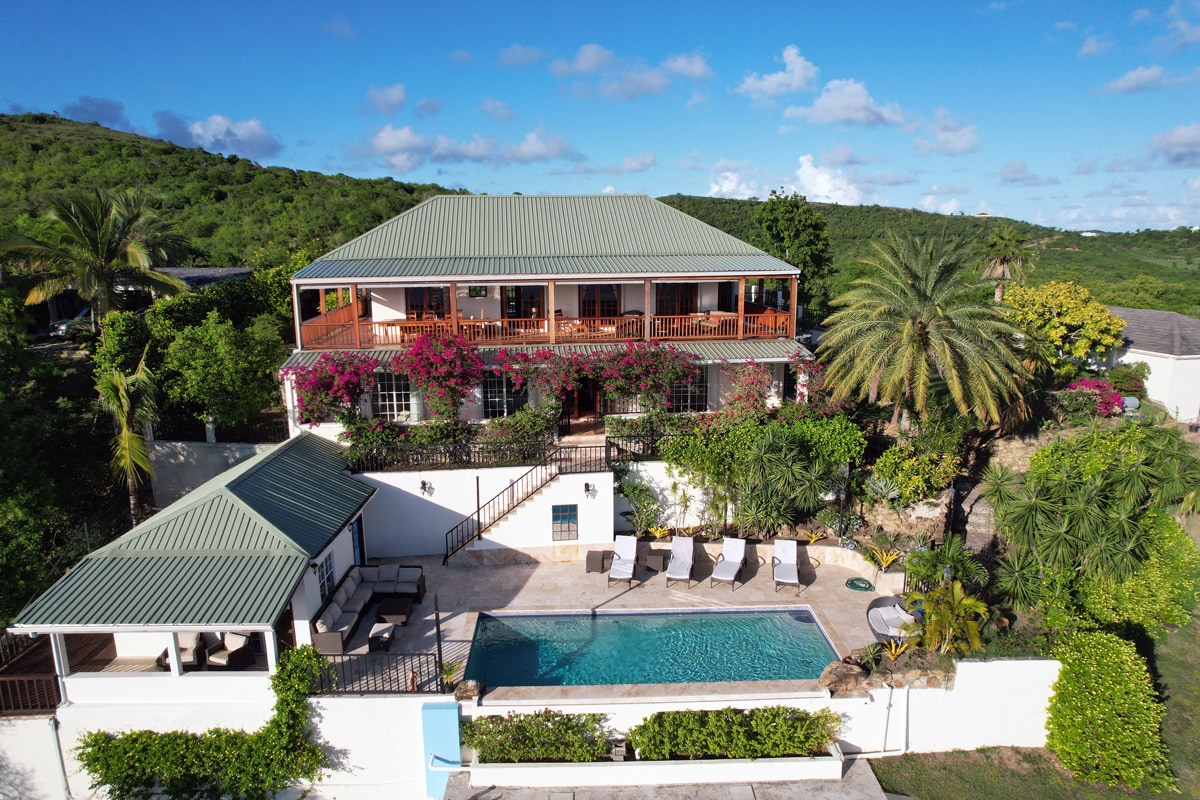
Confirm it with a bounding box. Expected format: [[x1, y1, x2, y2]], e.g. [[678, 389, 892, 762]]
[[468, 742, 844, 787]]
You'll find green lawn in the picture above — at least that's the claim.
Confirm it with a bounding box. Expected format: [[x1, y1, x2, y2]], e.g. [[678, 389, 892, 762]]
[[871, 515, 1200, 799]]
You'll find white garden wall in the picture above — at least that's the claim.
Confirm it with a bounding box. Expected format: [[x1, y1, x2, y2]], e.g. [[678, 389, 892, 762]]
[[0, 717, 69, 800], [148, 440, 275, 506], [1117, 348, 1200, 423]]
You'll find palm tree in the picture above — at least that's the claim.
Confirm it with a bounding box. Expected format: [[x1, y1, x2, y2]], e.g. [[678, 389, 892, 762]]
[[96, 355, 158, 526], [980, 224, 1036, 303], [3, 189, 189, 335], [818, 232, 1027, 426], [906, 580, 988, 654]]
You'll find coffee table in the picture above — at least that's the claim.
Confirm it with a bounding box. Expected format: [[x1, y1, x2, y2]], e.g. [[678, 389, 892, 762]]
[[377, 597, 414, 626]]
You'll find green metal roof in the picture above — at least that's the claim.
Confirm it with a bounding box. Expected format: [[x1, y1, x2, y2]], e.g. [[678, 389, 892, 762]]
[[292, 195, 796, 282], [283, 339, 808, 369], [11, 434, 374, 631]]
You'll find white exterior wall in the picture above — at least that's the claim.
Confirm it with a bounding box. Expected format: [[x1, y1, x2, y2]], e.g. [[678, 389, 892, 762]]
[[112, 631, 172, 659], [290, 521, 362, 642], [369, 287, 405, 321], [360, 466, 614, 558], [0, 717, 70, 800], [1117, 347, 1200, 423], [614, 461, 707, 532]]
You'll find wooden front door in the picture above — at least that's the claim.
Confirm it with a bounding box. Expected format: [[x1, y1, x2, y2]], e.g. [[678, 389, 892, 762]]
[[502, 286, 545, 319]]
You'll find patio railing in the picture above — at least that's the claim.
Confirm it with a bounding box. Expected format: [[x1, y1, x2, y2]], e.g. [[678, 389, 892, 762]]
[[347, 435, 555, 473], [319, 652, 442, 694]]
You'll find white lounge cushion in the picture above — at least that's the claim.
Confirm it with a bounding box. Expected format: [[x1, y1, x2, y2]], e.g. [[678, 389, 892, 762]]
[[774, 563, 799, 586], [324, 600, 343, 620], [378, 564, 400, 582], [868, 606, 916, 638], [395, 581, 419, 595], [711, 538, 746, 584], [375, 581, 398, 595], [223, 633, 249, 651], [358, 566, 379, 582], [333, 612, 358, 632], [343, 572, 359, 595], [350, 583, 374, 603], [341, 594, 367, 615], [332, 586, 349, 608], [666, 537, 694, 583], [608, 535, 637, 583]]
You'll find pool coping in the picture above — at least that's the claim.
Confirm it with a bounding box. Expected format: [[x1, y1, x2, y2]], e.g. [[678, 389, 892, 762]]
[[461, 604, 839, 703]]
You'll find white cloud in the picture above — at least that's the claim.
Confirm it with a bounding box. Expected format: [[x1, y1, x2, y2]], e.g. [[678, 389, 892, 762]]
[[365, 83, 406, 114], [707, 172, 765, 199], [557, 151, 657, 175], [824, 144, 869, 166], [1150, 123, 1200, 166], [1131, 8, 1152, 23], [1101, 64, 1200, 93], [601, 66, 670, 100], [679, 150, 706, 170], [999, 161, 1060, 187], [712, 157, 750, 172], [662, 53, 712, 80], [865, 171, 916, 187], [187, 115, 282, 158], [497, 44, 544, 66], [684, 90, 709, 109], [1187, 175, 1200, 193], [1079, 35, 1112, 56], [480, 98, 515, 121], [550, 44, 616, 77], [920, 194, 961, 215], [914, 108, 980, 155], [792, 155, 863, 204], [1053, 21, 1077, 31], [1075, 162, 1097, 174], [734, 45, 818, 102], [602, 185, 616, 194], [921, 184, 968, 197], [416, 99, 441, 118], [783, 79, 903, 125], [370, 124, 576, 172], [322, 17, 357, 39]]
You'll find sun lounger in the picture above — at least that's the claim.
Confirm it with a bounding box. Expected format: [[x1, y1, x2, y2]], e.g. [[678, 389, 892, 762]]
[[709, 537, 747, 590], [773, 539, 801, 594], [608, 534, 638, 587], [867, 603, 916, 641], [665, 536, 694, 588]]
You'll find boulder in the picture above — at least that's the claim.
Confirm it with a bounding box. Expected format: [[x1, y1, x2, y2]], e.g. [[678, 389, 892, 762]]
[[819, 661, 867, 695]]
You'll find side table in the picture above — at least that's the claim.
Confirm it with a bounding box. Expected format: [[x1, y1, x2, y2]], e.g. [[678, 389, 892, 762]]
[[368, 622, 394, 651]]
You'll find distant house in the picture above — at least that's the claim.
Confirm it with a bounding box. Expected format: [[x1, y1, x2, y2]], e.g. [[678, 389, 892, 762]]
[[1108, 306, 1200, 424]]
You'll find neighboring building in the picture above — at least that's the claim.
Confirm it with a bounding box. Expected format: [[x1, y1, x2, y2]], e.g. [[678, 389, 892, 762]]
[[1109, 305, 1200, 424], [283, 194, 807, 436]]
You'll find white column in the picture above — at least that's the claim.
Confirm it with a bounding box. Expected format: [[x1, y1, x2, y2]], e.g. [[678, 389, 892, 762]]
[[264, 632, 280, 673], [49, 634, 70, 704], [166, 633, 183, 676]]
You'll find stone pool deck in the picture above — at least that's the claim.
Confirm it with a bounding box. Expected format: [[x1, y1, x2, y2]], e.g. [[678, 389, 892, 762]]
[[363, 543, 885, 692]]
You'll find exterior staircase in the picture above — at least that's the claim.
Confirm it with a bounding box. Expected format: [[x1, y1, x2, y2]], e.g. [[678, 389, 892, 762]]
[[441, 444, 611, 564]]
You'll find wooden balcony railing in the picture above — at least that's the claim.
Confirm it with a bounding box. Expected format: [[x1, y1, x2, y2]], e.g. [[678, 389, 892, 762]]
[[298, 310, 794, 350], [0, 675, 60, 714]]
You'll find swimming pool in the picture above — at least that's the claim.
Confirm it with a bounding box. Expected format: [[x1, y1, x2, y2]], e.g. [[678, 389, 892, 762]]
[[463, 608, 838, 687]]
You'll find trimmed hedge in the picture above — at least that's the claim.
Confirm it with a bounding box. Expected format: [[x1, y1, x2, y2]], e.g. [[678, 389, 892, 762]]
[[1046, 631, 1175, 791], [626, 706, 840, 761], [462, 709, 609, 763]]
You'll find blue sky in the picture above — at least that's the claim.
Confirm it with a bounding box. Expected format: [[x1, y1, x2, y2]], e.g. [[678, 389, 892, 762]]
[[2, 1, 1198, 232]]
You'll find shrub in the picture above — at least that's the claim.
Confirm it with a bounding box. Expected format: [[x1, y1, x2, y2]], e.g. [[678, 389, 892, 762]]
[[1047, 631, 1174, 791], [788, 414, 867, 470], [390, 332, 484, 418], [1106, 362, 1149, 399], [461, 709, 608, 763], [1078, 510, 1200, 639], [281, 352, 379, 425], [720, 360, 774, 423], [870, 443, 959, 506], [626, 707, 839, 761], [1060, 377, 1122, 417], [76, 645, 330, 799]]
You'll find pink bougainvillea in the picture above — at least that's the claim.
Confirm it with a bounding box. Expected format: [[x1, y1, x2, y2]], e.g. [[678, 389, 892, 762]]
[[1064, 377, 1123, 416], [588, 341, 699, 412], [390, 332, 484, 418], [721, 360, 774, 423], [789, 352, 852, 418], [493, 347, 590, 401], [281, 352, 379, 425]]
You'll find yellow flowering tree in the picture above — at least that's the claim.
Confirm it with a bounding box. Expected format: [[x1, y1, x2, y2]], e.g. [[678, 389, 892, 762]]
[[1005, 281, 1125, 379]]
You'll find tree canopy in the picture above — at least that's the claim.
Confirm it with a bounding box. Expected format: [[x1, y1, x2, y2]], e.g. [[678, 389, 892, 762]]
[[1004, 280, 1126, 378], [751, 189, 832, 321]]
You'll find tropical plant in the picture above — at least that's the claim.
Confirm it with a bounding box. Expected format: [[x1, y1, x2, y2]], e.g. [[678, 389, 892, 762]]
[[870, 443, 959, 506], [281, 352, 379, 425], [904, 536, 988, 589], [979, 223, 1037, 303], [439, 659, 463, 691], [4, 189, 189, 335], [1004, 281, 1126, 380], [627, 706, 839, 761], [390, 332, 484, 419], [462, 710, 608, 764], [867, 547, 901, 572], [590, 340, 699, 412], [906, 580, 988, 655], [805, 530, 827, 544], [882, 638, 910, 660], [752, 189, 834, 321], [818, 232, 1027, 425], [96, 353, 158, 526], [615, 470, 663, 535], [720, 360, 774, 423]]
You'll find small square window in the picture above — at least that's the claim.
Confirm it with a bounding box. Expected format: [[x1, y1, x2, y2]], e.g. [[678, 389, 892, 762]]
[[552, 504, 579, 541], [468, 286, 488, 298]]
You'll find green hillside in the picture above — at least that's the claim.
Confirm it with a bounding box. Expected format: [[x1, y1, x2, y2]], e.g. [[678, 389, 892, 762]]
[[0, 113, 462, 267], [657, 194, 1200, 317], [1, 114, 1196, 316]]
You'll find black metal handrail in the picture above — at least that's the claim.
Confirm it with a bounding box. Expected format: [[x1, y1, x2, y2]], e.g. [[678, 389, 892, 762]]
[[0, 632, 36, 666], [319, 652, 441, 694], [348, 436, 554, 473], [443, 454, 561, 563]]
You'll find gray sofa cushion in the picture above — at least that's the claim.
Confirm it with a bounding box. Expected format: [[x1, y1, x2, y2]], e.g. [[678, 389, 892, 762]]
[[333, 611, 358, 632], [378, 564, 400, 582], [357, 565, 379, 582]]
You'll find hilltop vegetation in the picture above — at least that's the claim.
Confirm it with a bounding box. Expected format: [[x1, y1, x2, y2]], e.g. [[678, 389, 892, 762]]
[[0, 114, 463, 267], [657, 195, 1200, 317], [1, 114, 1197, 317]]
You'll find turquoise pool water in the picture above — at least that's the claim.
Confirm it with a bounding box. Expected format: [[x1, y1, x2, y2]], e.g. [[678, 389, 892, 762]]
[[463, 608, 838, 687]]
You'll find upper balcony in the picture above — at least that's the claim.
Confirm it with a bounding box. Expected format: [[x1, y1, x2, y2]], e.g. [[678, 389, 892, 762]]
[[295, 279, 797, 351]]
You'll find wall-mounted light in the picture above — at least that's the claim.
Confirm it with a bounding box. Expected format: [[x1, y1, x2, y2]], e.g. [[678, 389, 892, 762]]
[[420, 480, 433, 496], [309, 560, 319, 574], [583, 482, 592, 495]]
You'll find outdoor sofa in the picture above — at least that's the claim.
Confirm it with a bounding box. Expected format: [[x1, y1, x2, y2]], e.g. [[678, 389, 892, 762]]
[[311, 564, 426, 654]]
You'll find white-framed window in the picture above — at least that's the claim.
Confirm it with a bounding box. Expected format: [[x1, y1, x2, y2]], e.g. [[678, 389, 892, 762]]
[[483, 372, 528, 419], [552, 504, 579, 541], [372, 371, 414, 421], [667, 374, 708, 413], [316, 553, 335, 600]]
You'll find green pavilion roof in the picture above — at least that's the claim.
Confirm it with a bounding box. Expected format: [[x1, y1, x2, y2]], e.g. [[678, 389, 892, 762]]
[[292, 195, 796, 282], [11, 434, 374, 631]]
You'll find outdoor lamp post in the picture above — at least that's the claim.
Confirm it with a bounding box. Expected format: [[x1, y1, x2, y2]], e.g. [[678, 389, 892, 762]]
[[836, 487, 847, 539]]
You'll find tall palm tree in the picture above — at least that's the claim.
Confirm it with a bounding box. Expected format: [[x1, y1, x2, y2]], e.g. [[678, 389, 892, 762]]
[[96, 355, 158, 526], [818, 232, 1027, 426], [3, 189, 189, 334], [980, 224, 1036, 303]]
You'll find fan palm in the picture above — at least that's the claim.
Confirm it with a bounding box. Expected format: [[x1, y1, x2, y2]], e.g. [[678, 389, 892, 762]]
[[818, 232, 1027, 426], [96, 355, 158, 526], [4, 189, 189, 334], [980, 224, 1037, 303]]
